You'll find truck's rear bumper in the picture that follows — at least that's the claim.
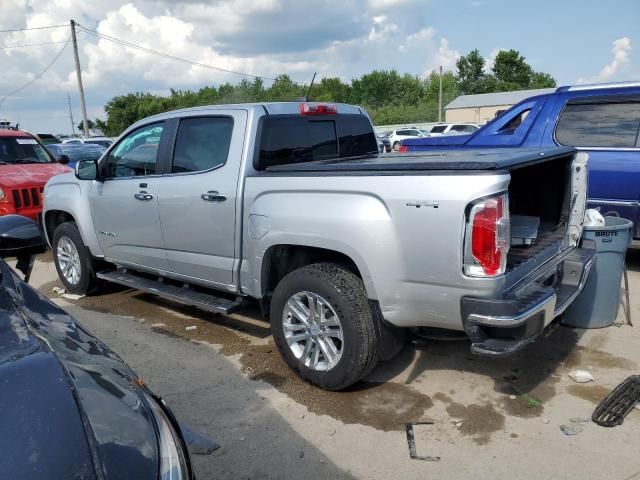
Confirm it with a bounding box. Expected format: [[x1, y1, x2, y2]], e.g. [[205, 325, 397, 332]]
[[460, 246, 595, 357]]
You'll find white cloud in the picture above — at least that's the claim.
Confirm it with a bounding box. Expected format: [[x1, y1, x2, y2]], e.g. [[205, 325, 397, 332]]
[[433, 38, 460, 72], [0, 0, 453, 132], [399, 27, 435, 53], [368, 15, 398, 41], [484, 47, 506, 73], [577, 37, 631, 83]]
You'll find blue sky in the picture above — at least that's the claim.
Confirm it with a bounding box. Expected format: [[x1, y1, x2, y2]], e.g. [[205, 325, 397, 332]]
[[0, 0, 637, 133], [428, 0, 639, 85]]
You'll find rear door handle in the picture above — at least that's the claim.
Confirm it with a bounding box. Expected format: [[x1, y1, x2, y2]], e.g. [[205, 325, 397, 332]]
[[201, 191, 227, 202], [134, 191, 154, 201]]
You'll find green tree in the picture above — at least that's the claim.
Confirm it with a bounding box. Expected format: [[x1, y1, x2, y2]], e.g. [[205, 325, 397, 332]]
[[98, 50, 557, 135], [76, 119, 96, 132], [424, 70, 458, 104], [266, 74, 305, 101], [456, 49, 485, 93], [351, 70, 406, 109], [529, 71, 557, 89], [492, 49, 532, 88], [313, 77, 351, 103], [94, 118, 107, 134]]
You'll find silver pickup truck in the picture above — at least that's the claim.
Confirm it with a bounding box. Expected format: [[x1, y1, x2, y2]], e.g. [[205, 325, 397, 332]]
[[43, 102, 594, 390]]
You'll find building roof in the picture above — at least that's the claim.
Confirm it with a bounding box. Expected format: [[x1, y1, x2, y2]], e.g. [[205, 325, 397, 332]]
[[445, 88, 556, 110]]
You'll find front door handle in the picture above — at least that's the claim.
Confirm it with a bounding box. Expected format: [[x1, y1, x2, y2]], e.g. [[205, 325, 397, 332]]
[[201, 191, 227, 202], [134, 191, 154, 201]]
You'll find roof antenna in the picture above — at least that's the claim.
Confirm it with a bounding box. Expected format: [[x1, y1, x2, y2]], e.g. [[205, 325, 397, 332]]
[[305, 72, 317, 101]]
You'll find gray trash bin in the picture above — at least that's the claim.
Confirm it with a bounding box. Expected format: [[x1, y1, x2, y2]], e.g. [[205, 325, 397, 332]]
[[562, 216, 632, 328]]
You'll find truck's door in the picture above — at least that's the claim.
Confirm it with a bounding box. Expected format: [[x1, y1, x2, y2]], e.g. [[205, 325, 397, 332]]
[[156, 110, 247, 288], [553, 94, 640, 237], [89, 122, 170, 271]]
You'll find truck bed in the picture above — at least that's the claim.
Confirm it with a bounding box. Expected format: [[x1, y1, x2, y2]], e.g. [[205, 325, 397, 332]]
[[264, 147, 576, 173]]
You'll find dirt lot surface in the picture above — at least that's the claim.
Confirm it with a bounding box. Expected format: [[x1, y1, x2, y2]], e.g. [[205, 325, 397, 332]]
[[28, 251, 640, 479]]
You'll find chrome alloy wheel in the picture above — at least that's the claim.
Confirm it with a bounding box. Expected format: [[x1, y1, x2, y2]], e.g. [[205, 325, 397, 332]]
[[282, 291, 344, 371], [56, 236, 81, 285]]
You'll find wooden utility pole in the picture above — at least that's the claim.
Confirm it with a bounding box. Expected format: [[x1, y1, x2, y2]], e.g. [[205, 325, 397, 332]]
[[70, 20, 89, 137], [438, 65, 443, 122], [67, 93, 75, 136]]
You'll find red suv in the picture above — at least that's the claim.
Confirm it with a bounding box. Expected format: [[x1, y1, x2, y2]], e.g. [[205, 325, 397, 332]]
[[0, 129, 71, 221]]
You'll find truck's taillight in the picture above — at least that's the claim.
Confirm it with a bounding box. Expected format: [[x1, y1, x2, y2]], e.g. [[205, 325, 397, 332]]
[[398, 145, 408, 153], [299, 103, 337, 115], [464, 193, 510, 277]]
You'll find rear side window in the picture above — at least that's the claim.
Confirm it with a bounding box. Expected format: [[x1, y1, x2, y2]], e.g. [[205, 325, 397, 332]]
[[556, 99, 640, 148], [172, 117, 234, 173], [430, 125, 447, 133], [256, 114, 377, 169]]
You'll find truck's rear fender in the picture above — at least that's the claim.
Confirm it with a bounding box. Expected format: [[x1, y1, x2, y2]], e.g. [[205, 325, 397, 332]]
[[43, 176, 102, 257], [244, 190, 395, 301]]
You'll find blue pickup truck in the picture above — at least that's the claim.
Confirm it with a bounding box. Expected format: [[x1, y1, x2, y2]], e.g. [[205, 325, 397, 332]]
[[401, 81, 640, 238]]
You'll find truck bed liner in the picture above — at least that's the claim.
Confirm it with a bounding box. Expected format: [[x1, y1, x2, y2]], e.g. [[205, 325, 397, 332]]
[[264, 147, 576, 173]]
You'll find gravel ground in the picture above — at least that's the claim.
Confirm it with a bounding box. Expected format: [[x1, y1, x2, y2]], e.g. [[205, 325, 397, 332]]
[[26, 251, 640, 480]]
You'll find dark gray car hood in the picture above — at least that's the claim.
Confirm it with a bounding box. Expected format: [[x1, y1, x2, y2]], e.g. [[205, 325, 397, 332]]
[[0, 260, 158, 479]]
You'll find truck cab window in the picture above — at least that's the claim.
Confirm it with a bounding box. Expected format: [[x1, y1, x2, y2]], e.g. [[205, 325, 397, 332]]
[[257, 114, 377, 169], [172, 117, 234, 173], [106, 123, 164, 178], [556, 100, 640, 148]]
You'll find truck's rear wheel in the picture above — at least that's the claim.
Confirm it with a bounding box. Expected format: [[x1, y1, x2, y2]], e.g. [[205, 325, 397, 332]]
[[52, 222, 97, 295], [270, 263, 379, 390]]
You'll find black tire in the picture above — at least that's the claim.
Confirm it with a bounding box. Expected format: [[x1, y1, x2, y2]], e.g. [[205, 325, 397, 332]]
[[270, 263, 379, 390], [52, 221, 97, 295]]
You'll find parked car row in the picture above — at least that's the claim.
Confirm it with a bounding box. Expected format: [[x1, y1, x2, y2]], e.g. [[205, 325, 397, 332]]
[[62, 136, 114, 148], [46, 142, 106, 168], [383, 123, 480, 150]]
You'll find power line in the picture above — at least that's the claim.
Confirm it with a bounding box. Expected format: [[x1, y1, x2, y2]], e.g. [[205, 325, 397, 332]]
[[76, 24, 280, 81], [0, 40, 68, 50], [0, 24, 68, 33], [0, 37, 71, 109]]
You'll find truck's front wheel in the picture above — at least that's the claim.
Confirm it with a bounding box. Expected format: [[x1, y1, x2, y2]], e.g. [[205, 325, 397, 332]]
[[270, 263, 379, 390], [52, 222, 97, 295]]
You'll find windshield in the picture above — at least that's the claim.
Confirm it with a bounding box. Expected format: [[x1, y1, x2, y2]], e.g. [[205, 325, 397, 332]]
[[0, 137, 54, 164]]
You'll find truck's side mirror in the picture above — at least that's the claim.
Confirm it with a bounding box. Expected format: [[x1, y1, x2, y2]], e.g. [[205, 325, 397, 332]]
[[58, 154, 70, 165], [75, 159, 98, 181], [0, 215, 46, 282]]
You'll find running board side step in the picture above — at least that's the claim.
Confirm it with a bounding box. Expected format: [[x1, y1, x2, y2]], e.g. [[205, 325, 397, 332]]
[[96, 269, 242, 315]]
